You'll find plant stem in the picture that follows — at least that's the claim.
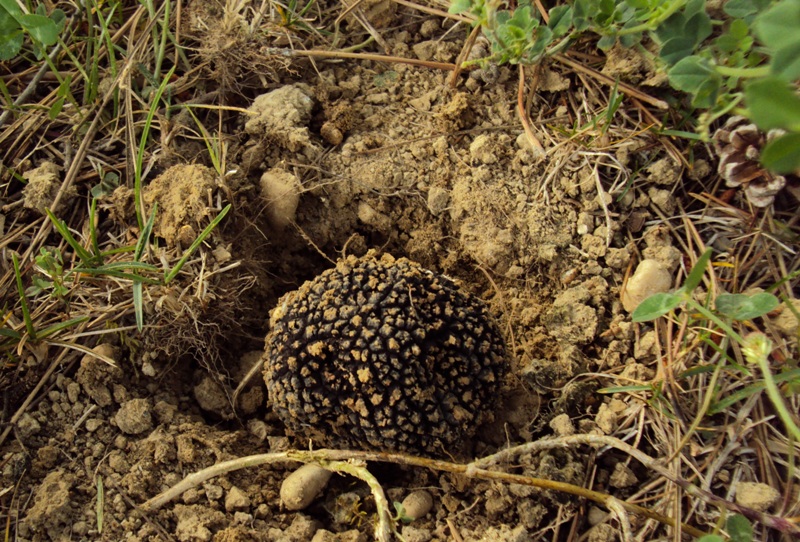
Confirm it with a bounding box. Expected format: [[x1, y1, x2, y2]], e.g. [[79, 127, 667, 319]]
[[616, 0, 688, 36], [688, 300, 744, 344], [715, 65, 771, 78], [753, 347, 800, 442]]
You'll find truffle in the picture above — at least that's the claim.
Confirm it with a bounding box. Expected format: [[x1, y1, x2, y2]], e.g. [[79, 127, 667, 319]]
[[263, 252, 507, 455]]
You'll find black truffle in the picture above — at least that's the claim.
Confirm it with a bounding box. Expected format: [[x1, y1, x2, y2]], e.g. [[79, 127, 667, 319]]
[[263, 252, 507, 455]]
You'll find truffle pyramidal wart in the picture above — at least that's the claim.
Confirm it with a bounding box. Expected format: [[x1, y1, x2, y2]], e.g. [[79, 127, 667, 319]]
[[263, 252, 507, 456]]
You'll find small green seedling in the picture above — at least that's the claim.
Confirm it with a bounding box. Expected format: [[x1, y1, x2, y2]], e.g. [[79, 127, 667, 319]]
[[27, 247, 70, 302], [391, 501, 415, 524]]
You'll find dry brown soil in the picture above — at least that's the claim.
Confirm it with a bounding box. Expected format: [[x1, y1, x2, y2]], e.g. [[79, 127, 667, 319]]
[[1, 2, 743, 541]]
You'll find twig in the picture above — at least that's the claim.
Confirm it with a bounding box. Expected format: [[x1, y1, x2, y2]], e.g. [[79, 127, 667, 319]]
[[321, 460, 396, 542], [517, 64, 545, 157], [475, 435, 800, 536], [264, 47, 457, 71], [553, 53, 668, 110], [448, 23, 482, 88], [141, 444, 710, 538]]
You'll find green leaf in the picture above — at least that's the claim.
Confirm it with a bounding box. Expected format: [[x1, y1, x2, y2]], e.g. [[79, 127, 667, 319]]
[[745, 77, 800, 131], [684, 10, 713, 45], [682, 247, 713, 294], [0, 0, 22, 18], [727, 514, 753, 542], [0, 28, 22, 60], [597, 34, 616, 49], [770, 40, 800, 81], [571, 0, 593, 31], [547, 5, 572, 37], [619, 32, 641, 48], [668, 56, 713, 94], [716, 292, 779, 320], [724, 0, 763, 19], [696, 535, 724, 542], [761, 132, 800, 173], [660, 36, 699, 65], [631, 292, 683, 322], [448, 0, 472, 15], [683, 0, 707, 19], [50, 8, 66, 32], [753, 0, 800, 52], [18, 13, 59, 45]]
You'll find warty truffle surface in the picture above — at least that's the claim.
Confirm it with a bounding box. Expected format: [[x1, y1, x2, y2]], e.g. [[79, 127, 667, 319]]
[[263, 252, 507, 455]]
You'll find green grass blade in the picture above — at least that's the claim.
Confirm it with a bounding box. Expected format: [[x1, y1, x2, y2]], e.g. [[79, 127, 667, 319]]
[[72, 267, 161, 284], [78, 261, 160, 273], [0, 328, 21, 339], [135, 203, 157, 262], [597, 384, 653, 394], [100, 245, 137, 257], [12, 253, 36, 340], [89, 197, 101, 259], [133, 280, 144, 332], [681, 247, 713, 294], [37, 315, 89, 339], [164, 204, 231, 284], [46, 208, 95, 266], [183, 106, 221, 174], [708, 368, 800, 414], [135, 66, 175, 229]]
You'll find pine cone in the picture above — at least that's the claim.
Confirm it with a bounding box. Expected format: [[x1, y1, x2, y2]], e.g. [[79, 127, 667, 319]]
[[712, 116, 786, 208]]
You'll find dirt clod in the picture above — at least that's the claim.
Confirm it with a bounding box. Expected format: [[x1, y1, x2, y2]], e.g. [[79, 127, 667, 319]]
[[22, 161, 75, 213], [114, 398, 154, 435], [245, 85, 315, 152], [735, 481, 780, 512], [142, 164, 217, 246], [260, 167, 303, 230]]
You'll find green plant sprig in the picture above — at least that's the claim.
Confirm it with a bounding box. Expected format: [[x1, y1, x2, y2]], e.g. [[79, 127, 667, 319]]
[[632, 248, 800, 443], [450, 0, 800, 173]]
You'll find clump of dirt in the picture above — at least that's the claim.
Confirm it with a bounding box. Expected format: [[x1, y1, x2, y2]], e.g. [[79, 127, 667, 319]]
[[22, 161, 75, 214], [142, 163, 219, 246]]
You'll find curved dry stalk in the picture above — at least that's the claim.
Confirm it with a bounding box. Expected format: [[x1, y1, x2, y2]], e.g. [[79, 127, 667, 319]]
[[141, 441, 709, 539], [517, 64, 545, 157], [321, 460, 396, 542], [474, 435, 800, 537], [607, 497, 633, 542]]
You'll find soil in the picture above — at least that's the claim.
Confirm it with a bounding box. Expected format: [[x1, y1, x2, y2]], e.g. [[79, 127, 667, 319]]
[[1, 2, 766, 541]]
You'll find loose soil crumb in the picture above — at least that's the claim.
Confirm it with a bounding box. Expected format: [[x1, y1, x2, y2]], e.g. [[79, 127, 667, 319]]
[[142, 163, 218, 246]]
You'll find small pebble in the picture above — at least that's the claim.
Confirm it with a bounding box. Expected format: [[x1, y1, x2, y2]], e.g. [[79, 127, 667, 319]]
[[280, 464, 332, 511], [621, 259, 673, 313], [400, 490, 434, 521]]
